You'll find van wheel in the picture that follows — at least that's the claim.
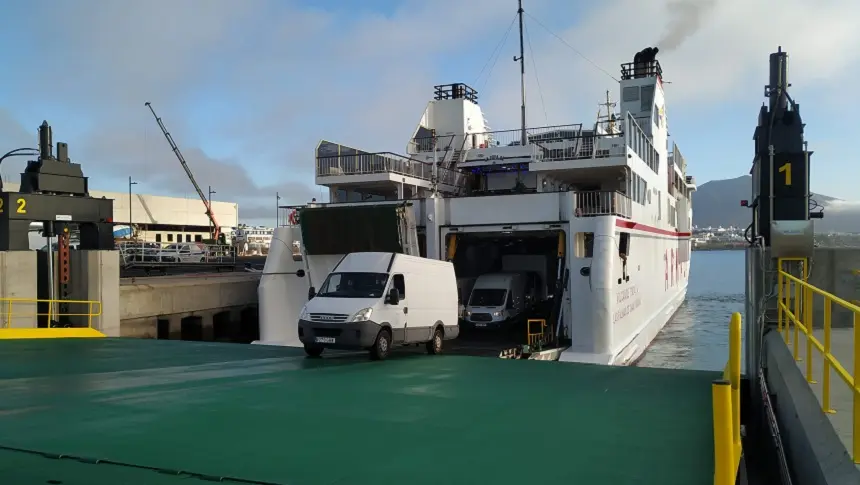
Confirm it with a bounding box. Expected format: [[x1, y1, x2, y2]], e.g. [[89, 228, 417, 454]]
[[304, 345, 324, 358], [426, 328, 443, 355], [370, 328, 392, 361]]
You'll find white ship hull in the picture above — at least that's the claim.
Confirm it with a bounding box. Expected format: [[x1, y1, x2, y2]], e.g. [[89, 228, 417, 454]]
[[257, 194, 692, 366]]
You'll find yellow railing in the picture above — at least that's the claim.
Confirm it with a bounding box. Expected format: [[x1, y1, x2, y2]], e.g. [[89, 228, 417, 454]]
[[0, 298, 104, 339], [713, 312, 742, 485], [777, 257, 860, 463], [526, 318, 547, 347]]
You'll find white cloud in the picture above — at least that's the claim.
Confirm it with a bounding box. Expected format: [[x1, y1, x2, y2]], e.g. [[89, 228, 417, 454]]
[[1, 0, 857, 225]]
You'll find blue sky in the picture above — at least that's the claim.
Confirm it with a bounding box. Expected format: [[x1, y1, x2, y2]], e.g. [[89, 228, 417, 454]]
[[0, 0, 857, 225]]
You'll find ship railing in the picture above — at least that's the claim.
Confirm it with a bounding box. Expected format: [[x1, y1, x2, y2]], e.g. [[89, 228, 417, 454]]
[[624, 112, 658, 173], [777, 257, 860, 464], [620, 60, 663, 80], [533, 133, 626, 162], [573, 191, 632, 219], [316, 152, 467, 188], [0, 297, 104, 339], [712, 312, 743, 485], [118, 242, 237, 268], [465, 123, 585, 150]]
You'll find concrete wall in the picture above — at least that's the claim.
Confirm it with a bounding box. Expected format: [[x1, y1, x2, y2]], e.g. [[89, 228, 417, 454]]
[[805, 248, 860, 328], [120, 274, 260, 340], [0, 251, 37, 328], [68, 251, 121, 336], [3, 182, 239, 228]]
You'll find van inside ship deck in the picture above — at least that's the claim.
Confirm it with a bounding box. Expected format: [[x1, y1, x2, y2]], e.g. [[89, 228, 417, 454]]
[[447, 229, 563, 356], [0, 338, 717, 485]]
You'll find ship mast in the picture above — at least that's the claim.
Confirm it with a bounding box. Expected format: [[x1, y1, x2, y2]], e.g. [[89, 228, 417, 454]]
[[514, 0, 526, 146]]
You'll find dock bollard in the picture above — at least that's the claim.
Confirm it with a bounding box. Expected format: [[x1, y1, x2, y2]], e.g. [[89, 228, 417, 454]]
[[712, 379, 734, 485]]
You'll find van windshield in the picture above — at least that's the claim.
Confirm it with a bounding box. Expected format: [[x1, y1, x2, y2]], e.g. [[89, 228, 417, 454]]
[[469, 288, 507, 307], [317, 272, 389, 298]]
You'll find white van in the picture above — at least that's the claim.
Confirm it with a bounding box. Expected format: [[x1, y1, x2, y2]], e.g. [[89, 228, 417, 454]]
[[464, 272, 534, 328], [298, 252, 459, 360]]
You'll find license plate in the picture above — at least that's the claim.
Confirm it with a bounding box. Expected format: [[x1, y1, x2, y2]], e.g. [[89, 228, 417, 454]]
[[315, 337, 335, 344], [475, 323, 487, 328]]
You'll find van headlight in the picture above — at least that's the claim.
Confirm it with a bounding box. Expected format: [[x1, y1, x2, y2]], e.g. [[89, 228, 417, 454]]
[[492, 311, 502, 317], [299, 306, 309, 320], [351, 308, 373, 322]]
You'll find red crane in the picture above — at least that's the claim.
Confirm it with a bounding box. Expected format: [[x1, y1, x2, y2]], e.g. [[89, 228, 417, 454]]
[[145, 102, 224, 243]]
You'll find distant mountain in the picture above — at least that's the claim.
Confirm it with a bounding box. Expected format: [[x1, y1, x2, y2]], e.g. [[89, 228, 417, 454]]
[[692, 175, 859, 233]]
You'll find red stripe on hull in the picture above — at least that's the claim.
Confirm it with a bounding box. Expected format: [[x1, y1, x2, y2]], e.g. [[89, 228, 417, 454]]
[[615, 219, 691, 237]]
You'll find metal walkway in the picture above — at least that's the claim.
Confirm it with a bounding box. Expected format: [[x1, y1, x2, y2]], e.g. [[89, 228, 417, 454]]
[[777, 257, 860, 470]]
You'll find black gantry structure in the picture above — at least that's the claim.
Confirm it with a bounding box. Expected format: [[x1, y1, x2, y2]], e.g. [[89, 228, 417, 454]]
[[0, 120, 114, 327], [748, 46, 820, 246]]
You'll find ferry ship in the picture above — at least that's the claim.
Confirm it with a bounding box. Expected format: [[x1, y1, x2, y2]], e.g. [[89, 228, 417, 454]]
[[259, 43, 695, 365]]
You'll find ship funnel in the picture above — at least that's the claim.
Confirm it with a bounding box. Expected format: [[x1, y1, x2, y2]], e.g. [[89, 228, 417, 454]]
[[768, 46, 789, 112], [633, 47, 660, 78], [38, 120, 52, 159]]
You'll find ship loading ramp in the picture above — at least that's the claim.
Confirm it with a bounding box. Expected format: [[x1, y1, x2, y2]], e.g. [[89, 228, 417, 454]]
[[444, 225, 569, 358], [0, 337, 721, 485]]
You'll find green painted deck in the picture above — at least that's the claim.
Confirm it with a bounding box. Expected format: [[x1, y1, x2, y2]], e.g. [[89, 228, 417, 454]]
[[0, 338, 718, 485]]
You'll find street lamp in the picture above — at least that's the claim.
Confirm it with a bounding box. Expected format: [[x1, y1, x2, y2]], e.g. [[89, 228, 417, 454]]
[[276, 192, 281, 226], [208, 186, 216, 238], [128, 176, 138, 239]]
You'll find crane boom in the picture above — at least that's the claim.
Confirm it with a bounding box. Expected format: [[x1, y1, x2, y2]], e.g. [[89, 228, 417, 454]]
[[144, 102, 222, 242]]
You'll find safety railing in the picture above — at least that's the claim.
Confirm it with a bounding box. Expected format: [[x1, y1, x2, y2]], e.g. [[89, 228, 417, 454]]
[[713, 312, 742, 485], [526, 318, 548, 349], [315, 152, 468, 189], [1, 298, 103, 330], [777, 257, 860, 463], [574, 191, 632, 219], [118, 242, 237, 267]]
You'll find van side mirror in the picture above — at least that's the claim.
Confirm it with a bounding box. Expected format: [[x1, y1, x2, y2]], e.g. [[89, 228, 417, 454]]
[[296, 269, 305, 278], [307, 286, 316, 300], [386, 288, 400, 305]]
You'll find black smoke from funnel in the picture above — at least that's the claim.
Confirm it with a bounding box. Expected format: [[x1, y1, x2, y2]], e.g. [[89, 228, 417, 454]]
[[656, 0, 717, 52]]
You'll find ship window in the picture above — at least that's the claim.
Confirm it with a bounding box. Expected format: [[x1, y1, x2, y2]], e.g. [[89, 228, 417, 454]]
[[640, 85, 655, 112], [619, 232, 630, 257], [623, 86, 640, 102], [575, 232, 594, 258], [186, 234, 191, 242], [167, 234, 174, 242], [195, 235, 203, 242], [155, 233, 162, 243]]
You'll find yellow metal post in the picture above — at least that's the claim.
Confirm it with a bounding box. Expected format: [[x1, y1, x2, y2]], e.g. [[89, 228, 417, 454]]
[[784, 277, 791, 343], [712, 380, 734, 485], [777, 271, 783, 333], [823, 299, 834, 413], [793, 280, 801, 361], [854, 312, 860, 463], [805, 285, 816, 383], [729, 312, 741, 452]]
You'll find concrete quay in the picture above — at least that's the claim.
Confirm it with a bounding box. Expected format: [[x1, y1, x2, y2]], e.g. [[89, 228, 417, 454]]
[[120, 273, 261, 342]]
